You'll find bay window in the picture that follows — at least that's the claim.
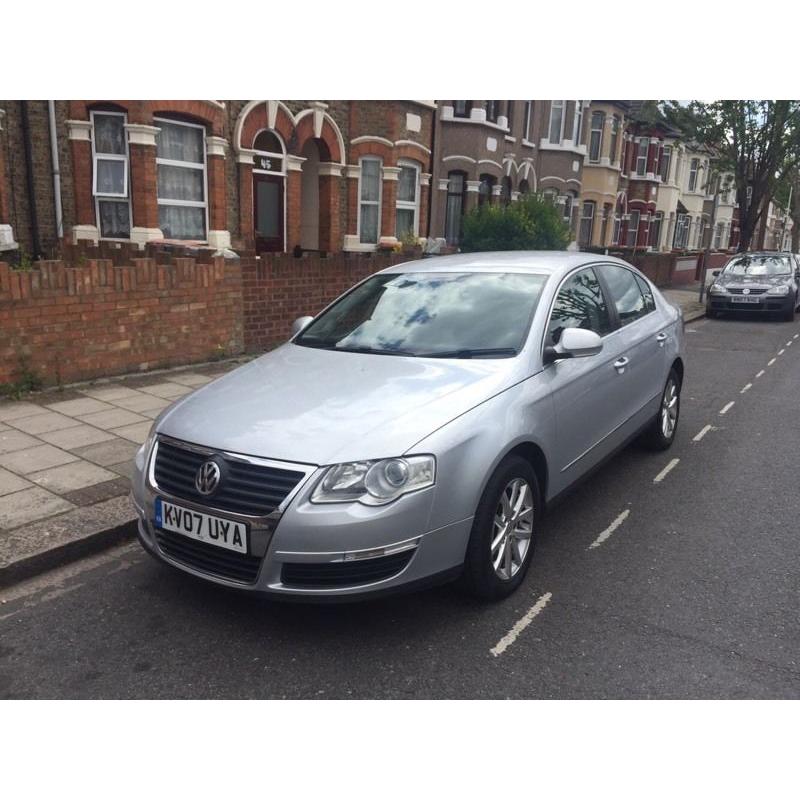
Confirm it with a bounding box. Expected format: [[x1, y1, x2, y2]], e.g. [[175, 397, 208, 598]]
[[523, 101, 533, 141], [453, 101, 472, 119], [548, 101, 564, 144], [572, 102, 584, 145], [660, 146, 672, 182], [395, 160, 420, 239], [155, 118, 207, 240], [610, 116, 620, 164], [626, 210, 640, 247], [674, 213, 690, 249], [478, 174, 495, 206], [649, 211, 663, 249], [358, 157, 382, 244], [444, 171, 466, 245], [485, 101, 499, 123], [91, 111, 131, 239], [589, 111, 604, 162], [579, 201, 595, 246], [635, 140, 648, 176], [688, 158, 699, 191]]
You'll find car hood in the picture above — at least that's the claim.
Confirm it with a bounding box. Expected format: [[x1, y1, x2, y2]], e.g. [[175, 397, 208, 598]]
[[157, 343, 524, 465], [715, 272, 793, 288]]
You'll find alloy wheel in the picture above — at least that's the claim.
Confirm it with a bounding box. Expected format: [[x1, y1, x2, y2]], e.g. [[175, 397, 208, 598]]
[[661, 379, 679, 439], [491, 478, 534, 580]]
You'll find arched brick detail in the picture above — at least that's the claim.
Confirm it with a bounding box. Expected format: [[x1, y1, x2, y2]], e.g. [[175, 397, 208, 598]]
[[240, 104, 294, 151], [349, 140, 394, 164], [293, 115, 341, 163], [68, 101, 224, 133], [394, 143, 430, 167]]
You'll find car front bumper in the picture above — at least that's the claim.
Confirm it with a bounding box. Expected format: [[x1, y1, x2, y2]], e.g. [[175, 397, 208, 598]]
[[130, 445, 473, 600], [707, 294, 794, 313]]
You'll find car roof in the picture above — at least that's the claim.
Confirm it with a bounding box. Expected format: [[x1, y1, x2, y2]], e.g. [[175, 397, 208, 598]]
[[379, 250, 635, 277]]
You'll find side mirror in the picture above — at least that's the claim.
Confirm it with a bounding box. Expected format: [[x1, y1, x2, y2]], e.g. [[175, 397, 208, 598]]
[[544, 327, 603, 363], [291, 316, 314, 337], [712, 270, 721, 277]]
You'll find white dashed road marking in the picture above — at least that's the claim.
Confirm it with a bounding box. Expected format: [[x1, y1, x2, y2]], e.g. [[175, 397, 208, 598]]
[[756, 370, 765, 378], [795, 334, 799, 339], [693, 424, 713, 442], [786, 341, 793, 347], [588, 509, 630, 550], [740, 383, 752, 394], [719, 401, 735, 415], [490, 592, 553, 657], [768, 358, 776, 366], [778, 349, 785, 355], [653, 458, 680, 483]]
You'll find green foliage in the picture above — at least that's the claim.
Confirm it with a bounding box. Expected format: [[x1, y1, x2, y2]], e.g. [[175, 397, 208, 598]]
[[13, 250, 34, 271], [0, 355, 43, 400], [460, 194, 571, 253]]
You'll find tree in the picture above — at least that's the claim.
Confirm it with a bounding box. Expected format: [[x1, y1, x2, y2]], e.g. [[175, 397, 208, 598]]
[[663, 101, 800, 251], [460, 194, 570, 252]]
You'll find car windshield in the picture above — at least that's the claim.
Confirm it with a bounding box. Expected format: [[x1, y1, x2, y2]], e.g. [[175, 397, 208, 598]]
[[294, 271, 548, 358], [724, 255, 793, 276]]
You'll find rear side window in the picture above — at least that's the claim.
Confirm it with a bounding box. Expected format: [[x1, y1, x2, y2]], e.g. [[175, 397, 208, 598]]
[[634, 274, 656, 313], [547, 267, 613, 346], [599, 264, 649, 326]]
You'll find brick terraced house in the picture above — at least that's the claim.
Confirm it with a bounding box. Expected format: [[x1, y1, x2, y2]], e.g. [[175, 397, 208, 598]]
[[0, 101, 435, 258]]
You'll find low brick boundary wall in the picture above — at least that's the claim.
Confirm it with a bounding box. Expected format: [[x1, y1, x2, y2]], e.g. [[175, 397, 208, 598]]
[[0, 258, 243, 387], [0, 251, 420, 388]]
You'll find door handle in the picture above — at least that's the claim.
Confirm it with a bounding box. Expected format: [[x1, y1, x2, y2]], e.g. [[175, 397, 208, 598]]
[[656, 332, 668, 346], [613, 356, 629, 374]]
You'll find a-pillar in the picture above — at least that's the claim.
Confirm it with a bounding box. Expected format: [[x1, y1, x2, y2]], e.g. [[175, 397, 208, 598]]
[[286, 154, 306, 252], [206, 136, 230, 250], [237, 150, 255, 249], [67, 119, 98, 243], [318, 163, 343, 252], [0, 109, 17, 251], [379, 165, 400, 247], [126, 123, 162, 246]]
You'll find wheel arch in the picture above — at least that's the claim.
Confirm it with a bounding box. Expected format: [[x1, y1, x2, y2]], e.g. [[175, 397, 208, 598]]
[[502, 440, 549, 509], [671, 356, 684, 388]]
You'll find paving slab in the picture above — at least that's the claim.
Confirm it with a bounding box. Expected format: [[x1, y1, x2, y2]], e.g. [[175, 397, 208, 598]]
[[7, 410, 83, 435], [0, 467, 32, 496], [137, 382, 193, 399], [0, 495, 136, 588], [111, 393, 171, 413], [110, 421, 152, 444], [0, 444, 79, 475], [0, 424, 9, 432], [170, 373, 214, 387], [76, 408, 149, 430], [0, 402, 48, 422], [0, 486, 75, 529], [140, 406, 170, 420], [108, 460, 136, 481], [62, 477, 130, 507], [78, 385, 144, 402], [39, 424, 116, 450], [72, 439, 140, 467], [45, 397, 116, 417], [0, 429, 42, 454], [28, 461, 118, 494]]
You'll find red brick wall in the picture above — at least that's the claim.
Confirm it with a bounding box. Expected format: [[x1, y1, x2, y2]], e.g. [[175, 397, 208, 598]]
[[0, 257, 243, 386]]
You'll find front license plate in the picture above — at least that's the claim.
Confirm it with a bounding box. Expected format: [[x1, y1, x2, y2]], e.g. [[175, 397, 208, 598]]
[[154, 497, 248, 554], [731, 295, 760, 303]]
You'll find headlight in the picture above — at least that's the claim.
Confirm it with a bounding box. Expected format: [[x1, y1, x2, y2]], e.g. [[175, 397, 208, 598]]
[[311, 455, 436, 506], [709, 283, 727, 295], [767, 285, 790, 295], [134, 424, 158, 473]]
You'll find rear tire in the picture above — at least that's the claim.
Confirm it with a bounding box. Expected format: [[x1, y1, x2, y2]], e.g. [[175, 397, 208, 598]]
[[641, 368, 681, 451], [782, 304, 795, 322], [460, 455, 541, 601]]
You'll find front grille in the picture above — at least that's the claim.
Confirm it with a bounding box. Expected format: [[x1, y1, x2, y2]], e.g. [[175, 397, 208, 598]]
[[153, 439, 306, 517], [728, 287, 767, 295], [155, 528, 262, 584], [281, 550, 415, 588]]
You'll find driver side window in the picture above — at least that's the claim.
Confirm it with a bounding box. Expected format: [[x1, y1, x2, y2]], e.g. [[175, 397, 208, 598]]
[[547, 267, 613, 346]]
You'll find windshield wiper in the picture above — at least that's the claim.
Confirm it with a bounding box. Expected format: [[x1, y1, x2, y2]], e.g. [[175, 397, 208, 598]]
[[296, 339, 415, 356], [417, 347, 518, 359]]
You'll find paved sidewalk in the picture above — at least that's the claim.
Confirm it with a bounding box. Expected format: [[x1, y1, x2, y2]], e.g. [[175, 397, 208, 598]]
[[662, 282, 706, 322], [0, 357, 249, 585]]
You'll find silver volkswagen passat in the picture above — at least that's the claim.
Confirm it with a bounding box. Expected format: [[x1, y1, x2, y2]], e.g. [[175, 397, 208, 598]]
[[131, 252, 685, 601]]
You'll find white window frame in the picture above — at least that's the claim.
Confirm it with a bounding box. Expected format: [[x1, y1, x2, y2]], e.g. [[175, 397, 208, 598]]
[[626, 209, 640, 247], [660, 145, 672, 183], [649, 211, 663, 249], [90, 110, 132, 240], [154, 116, 209, 242], [688, 158, 699, 192], [395, 159, 420, 238], [548, 101, 565, 144], [635, 139, 648, 176], [572, 101, 584, 145], [589, 111, 604, 163], [579, 200, 595, 246], [357, 156, 383, 245], [610, 116, 620, 164], [523, 101, 533, 141]]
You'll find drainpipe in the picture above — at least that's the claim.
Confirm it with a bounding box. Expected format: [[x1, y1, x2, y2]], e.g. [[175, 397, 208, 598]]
[[48, 100, 64, 241], [20, 101, 41, 259], [426, 103, 437, 243]]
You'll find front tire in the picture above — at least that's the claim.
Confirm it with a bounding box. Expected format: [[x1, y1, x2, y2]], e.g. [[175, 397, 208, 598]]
[[460, 455, 541, 600], [641, 368, 681, 451], [782, 303, 795, 322]]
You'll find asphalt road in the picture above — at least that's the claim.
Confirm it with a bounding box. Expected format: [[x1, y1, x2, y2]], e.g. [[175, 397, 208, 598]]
[[2, 311, 800, 699]]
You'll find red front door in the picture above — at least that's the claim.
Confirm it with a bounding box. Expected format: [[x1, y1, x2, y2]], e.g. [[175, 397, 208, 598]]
[[253, 174, 284, 253]]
